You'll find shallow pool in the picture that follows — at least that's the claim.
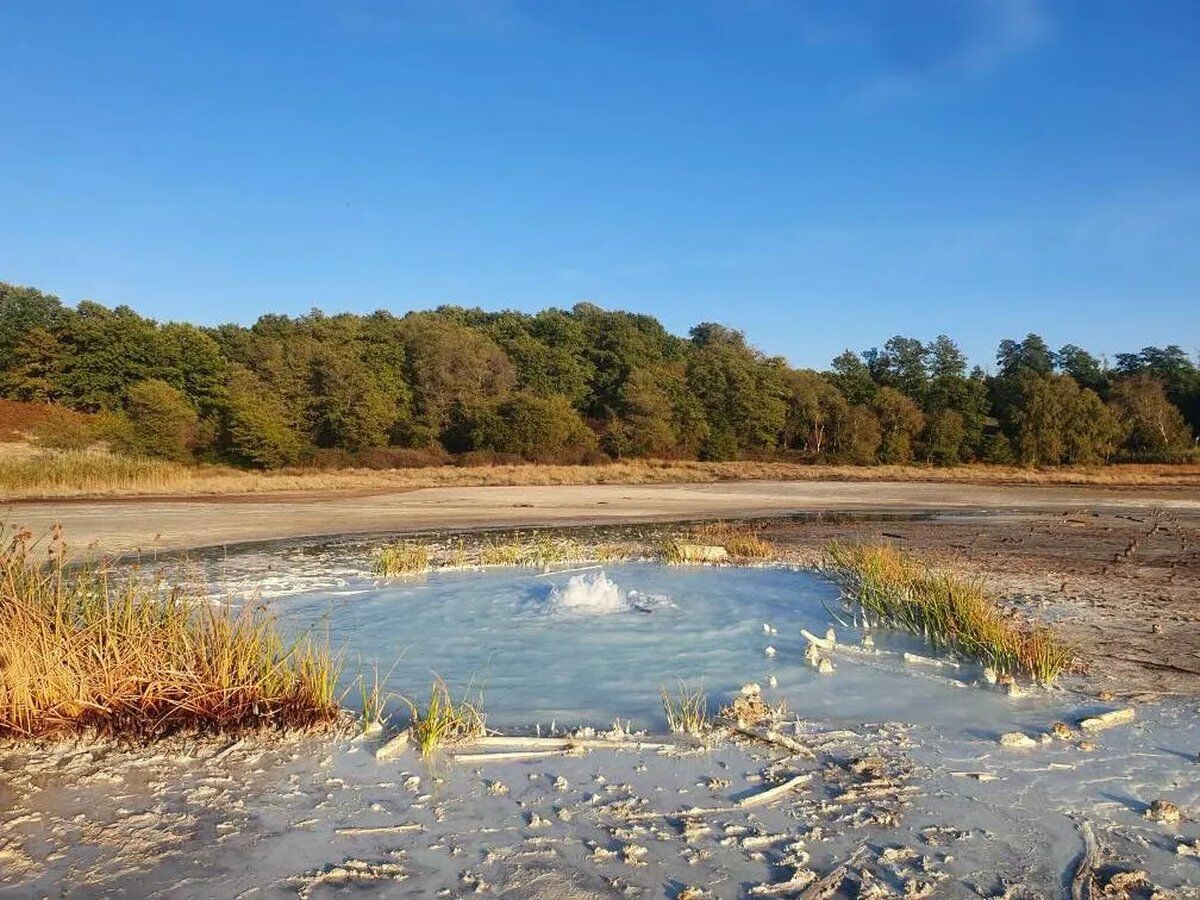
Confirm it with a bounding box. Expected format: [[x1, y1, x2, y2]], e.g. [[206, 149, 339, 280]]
[[266, 562, 1077, 733]]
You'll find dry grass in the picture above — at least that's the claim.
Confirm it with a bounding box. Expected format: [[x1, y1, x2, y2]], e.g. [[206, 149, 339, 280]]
[[0, 526, 339, 739], [404, 677, 486, 756], [722, 533, 775, 561], [824, 542, 1073, 682], [2, 444, 1198, 500], [0, 448, 197, 496], [660, 680, 709, 735], [660, 524, 777, 564], [373, 544, 431, 577], [478, 533, 589, 567]]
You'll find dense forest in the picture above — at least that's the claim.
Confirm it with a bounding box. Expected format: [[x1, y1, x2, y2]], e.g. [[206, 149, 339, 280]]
[[1, 281, 1196, 469]]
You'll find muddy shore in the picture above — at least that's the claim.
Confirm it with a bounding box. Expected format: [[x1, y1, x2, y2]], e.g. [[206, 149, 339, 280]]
[[7, 478, 1200, 698], [4, 478, 1199, 554], [3, 481, 1200, 897]]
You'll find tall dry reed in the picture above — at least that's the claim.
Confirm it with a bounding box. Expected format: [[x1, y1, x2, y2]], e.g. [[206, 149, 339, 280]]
[[0, 526, 339, 739], [825, 542, 1073, 682]]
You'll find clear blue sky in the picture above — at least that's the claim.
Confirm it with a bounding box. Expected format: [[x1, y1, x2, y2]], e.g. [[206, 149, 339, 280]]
[[1, 1, 1197, 370]]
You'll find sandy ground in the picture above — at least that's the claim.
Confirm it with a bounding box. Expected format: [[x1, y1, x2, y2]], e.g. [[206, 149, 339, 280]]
[[3, 700, 1199, 898], [5, 479, 1200, 555]]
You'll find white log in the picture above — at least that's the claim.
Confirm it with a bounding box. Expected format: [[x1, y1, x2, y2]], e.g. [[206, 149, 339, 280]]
[[1079, 708, 1135, 731], [375, 729, 410, 761], [737, 773, 812, 808], [452, 749, 573, 763], [335, 823, 424, 836]]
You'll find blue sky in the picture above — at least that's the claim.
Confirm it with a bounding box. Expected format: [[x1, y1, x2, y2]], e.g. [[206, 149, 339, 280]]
[[1, 0, 1196, 370]]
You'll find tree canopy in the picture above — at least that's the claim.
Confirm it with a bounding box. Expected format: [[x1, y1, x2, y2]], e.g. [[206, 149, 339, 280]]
[[1, 281, 1195, 469]]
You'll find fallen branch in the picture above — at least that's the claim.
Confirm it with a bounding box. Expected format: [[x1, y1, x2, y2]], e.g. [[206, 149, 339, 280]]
[[799, 843, 870, 900], [1071, 820, 1098, 900], [335, 823, 424, 836], [737, 774, 813, 808], [732, 726, 818, 759], [453, 749, 575, 763], [1078, 708, 1135, 732], [475, 735, 670, 751]]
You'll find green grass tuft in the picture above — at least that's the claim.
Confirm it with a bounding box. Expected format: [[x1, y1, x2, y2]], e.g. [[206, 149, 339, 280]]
[[404, 677, 486, 756], [660, 679, 709, 735]]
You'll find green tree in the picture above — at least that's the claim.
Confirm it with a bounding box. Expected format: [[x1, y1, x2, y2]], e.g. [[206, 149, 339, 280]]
[[223, 369, 303, 468], [0, 282, 65, 359], [1115, 346, 1200, 433], [308, 349, 397, 452], [924, 408, 965, 465], [2, 327, 63, 402], [873, 387, 924, 464], [831, 404, 882, 464], [866, 336, 929, 400], [686, 325, 788, 456], [1012, 373, 1115, 466], [828, 350, 876, 405], [1109, 374, 1193, 456], [1055, 344, 1108, 394], [121, 379, 199, 461], [468, 393, 596, 461], [55, 302, 170, 411], [401, 316, 515, 438], [782, 369, 847, 457]]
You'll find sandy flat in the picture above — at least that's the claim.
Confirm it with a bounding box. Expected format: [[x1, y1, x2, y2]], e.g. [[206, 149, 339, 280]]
[[4, 478, 1200, 553]]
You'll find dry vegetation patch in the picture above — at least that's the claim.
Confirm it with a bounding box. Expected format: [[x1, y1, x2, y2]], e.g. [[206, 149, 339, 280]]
[[660, 679, 709, 735], [825, 542, 1073, 682], [373, 544, 431, 576], [0, 527, 339, 739], [2, 447, 1198, 500]]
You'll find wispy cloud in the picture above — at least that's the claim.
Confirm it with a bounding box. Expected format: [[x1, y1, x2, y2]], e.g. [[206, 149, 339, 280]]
[[764, 0, 1052, 105], [872, 0, 1049, 77]]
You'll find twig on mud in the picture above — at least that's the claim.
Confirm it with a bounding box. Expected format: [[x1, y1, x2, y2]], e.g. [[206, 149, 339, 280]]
[[736, 773, 812, 808], [730, 725, 818, 760], [798, 843, 871, 900], [1071, 819, 1098, 900]]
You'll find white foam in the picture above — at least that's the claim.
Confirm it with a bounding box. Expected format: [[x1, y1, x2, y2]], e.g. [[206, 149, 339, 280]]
[[548, 571, 628, 615]]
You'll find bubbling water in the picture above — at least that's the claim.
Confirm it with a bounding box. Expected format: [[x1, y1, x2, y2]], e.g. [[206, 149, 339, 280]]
[[547, 570, 628, 614]]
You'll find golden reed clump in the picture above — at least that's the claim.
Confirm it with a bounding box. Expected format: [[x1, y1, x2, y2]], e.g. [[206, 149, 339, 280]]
[[826, 542, 1073, 683], [0, 525, 339, 739]]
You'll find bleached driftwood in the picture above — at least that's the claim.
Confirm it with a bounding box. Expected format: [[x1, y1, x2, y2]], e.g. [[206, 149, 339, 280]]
[[622, 804, 740, 822], [1079, 708, 1135, 732], [375, 729, 410, 761], [801, 629, 836, 651], [335, 823, 424, 836], [453, 749, 575, 763], [903, 651, 959, 669], [736, 773, 812, 808], [731, 726, 817, 759], [474, 735, 670, 751], [801, 629, 879, 660]]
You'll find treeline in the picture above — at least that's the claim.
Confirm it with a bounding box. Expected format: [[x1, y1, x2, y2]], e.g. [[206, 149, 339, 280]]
[[1, 281, 1196, 469]]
